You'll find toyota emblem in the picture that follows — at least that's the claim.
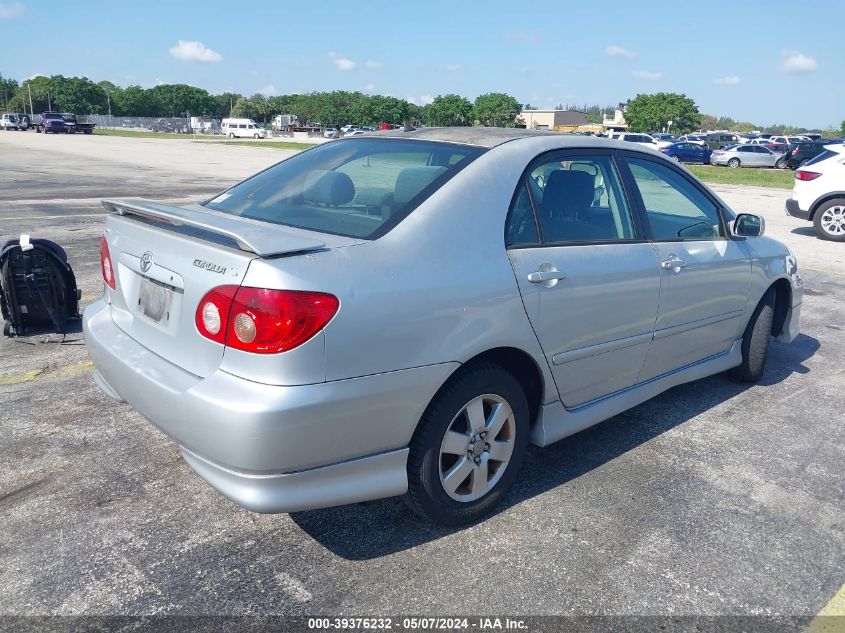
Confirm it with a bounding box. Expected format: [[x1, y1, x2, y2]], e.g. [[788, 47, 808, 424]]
[[140, 251, 154, 273]]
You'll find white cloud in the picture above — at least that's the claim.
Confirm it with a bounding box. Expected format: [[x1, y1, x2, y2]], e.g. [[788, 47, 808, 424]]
[[405, 95, 434, 106], [781, 50, 817, 73], [714, 76, 741, 85], [632, 70, 662, 80], [328, 52, 356, 71], [362, 83, 376, 93], [258, 84, 278, 96], [169, 40, 223, 63], [606, 45, 638, 60], [0, 2, 25, 19], [445, 64, 461, 72], [365, 60, 383, 69]]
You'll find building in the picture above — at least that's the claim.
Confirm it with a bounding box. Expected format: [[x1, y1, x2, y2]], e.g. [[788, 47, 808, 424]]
[[602, 104, 628, 133], [520, 109, 588, 132]]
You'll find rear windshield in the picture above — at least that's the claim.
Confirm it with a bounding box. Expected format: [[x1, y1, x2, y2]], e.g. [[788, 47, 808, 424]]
[[204, 138, 484, 239], [805, 150, 837, 166]]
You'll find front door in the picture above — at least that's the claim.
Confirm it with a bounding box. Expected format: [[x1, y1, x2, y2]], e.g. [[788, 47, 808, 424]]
[[505, 151, 661, 408], [621, 155, 752, 381]]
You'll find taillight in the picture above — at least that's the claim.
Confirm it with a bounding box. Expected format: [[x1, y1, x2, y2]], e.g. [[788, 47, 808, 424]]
[[99, 236, 115, 289], [795, 170, 821, 181], [195, 285, 238, 344], [195, 286, 339, 354]]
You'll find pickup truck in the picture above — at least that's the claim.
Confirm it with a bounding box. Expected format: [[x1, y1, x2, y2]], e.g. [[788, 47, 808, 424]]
[[61, 112, 95, 134], [36, 112, 95, 134], [36, 112, 66, 134]]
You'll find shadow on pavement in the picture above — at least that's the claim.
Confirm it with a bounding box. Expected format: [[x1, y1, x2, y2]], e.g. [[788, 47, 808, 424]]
[[291, 334, 819, 560], [790, 227, 817, 237]]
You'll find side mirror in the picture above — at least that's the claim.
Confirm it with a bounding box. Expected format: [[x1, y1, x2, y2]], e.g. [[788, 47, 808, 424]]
[[734, 213, 765, 237]]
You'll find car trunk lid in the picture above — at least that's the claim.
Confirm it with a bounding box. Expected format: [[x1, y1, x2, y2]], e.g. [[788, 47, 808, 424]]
[[101, 198, 327, 378]]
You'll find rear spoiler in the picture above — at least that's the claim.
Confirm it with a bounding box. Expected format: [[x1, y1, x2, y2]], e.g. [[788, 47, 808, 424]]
[[102, 198, 325, 257]]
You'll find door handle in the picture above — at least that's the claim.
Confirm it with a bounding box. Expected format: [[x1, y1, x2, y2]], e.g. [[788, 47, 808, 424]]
[[660, 256, 687, 271], [527, 270, 568, 283]]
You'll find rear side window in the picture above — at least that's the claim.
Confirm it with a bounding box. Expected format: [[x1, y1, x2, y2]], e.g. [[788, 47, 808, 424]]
[[515, 154, 635, 244], [205, 139, 484, 239]]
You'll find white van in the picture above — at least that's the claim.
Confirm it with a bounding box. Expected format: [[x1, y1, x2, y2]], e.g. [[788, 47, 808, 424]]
[[221, 118, 267, 139]]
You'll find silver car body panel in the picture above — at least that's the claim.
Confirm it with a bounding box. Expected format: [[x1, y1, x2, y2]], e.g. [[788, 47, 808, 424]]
[[509, 243, 660, 407], [84, 130, 803, 513]]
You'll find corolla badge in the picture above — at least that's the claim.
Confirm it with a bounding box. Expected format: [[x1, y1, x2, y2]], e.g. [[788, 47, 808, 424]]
[[140, 251, 154, 273]]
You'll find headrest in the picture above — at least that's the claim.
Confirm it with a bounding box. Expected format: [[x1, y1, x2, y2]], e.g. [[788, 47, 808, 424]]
[[354, 187, 394, 208], [541, 170, 595, 218], [394, 166, 447, 206], [303, 170, 355, 206]]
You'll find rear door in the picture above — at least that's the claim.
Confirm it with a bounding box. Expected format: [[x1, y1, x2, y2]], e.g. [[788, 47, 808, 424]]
[[506, 149, 661, 407], [620, 153, 752, 381]]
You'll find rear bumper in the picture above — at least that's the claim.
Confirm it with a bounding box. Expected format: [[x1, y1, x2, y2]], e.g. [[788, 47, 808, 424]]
[[785, 197, 811, 221], [83, 299, 458, 512]]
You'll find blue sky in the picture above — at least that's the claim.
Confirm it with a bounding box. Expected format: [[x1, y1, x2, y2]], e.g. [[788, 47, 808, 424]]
[[1, 0, 842, 128]]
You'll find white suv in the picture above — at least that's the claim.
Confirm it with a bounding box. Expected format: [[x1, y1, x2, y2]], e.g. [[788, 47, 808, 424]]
[[786, 144, 845, 241]]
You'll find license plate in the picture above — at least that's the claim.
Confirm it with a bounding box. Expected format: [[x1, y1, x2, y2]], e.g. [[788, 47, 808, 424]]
[[138, 277, 172, 323]]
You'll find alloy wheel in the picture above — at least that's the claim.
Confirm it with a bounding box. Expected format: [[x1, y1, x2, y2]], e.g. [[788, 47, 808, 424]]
[[820, 206, 845, 237], [438, 394, 516, 502]]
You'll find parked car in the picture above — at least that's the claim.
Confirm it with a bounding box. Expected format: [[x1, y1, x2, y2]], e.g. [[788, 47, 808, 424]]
[[765, 142, 791, 156], [36, 111, 67, 134], [17, 114, 31, 130], [705, 133, 742, 150], [651, 133, 677, 149], [659, 142, 712, 164], [783, 140, 844, 170], [83, 129, 803, 525], [344, 129, 370, 137], [769, 135, 806, 146], [61, 113, 95, 134], [614, 132, 658, 147], [711, 144, 784, 168], [786, 144, 845, 241], [221, 118, 267, 139], [677, 134, 707, 146], [323, 128, 339, 139], [0, 113, 20, 130]]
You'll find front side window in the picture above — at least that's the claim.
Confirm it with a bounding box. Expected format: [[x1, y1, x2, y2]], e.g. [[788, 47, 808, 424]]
[[527, 154, 635, 243], [205, 138, 483, 239], [627, 158, 722, 240]]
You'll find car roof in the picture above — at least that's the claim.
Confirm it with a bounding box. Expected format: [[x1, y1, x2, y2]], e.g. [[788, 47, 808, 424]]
[[373, 126, 560, 148]]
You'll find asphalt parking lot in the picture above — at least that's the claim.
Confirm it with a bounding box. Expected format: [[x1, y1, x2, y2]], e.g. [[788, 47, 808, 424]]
[[1, 132, 843, 622]]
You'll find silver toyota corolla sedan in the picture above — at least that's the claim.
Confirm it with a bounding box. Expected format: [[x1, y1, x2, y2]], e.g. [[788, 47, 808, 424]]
[[84, 128, 803, 525]]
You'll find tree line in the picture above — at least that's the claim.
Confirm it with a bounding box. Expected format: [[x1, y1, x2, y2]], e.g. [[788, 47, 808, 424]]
[[0, 73, 525, 128], [1, 73, 839, 134]]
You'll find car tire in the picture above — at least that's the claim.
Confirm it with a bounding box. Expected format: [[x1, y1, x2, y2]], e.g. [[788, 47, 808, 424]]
[[405, 363, 530, 525], [731, 288, 775, 383], [776, 158, 787, 169], [813, 199, 845, 242], [799, 158, 809, 167], [728, 158, 740, 168], [672, 155, 681, 162], [254, 133, 259, 139], [228, 133, 235, 139]]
